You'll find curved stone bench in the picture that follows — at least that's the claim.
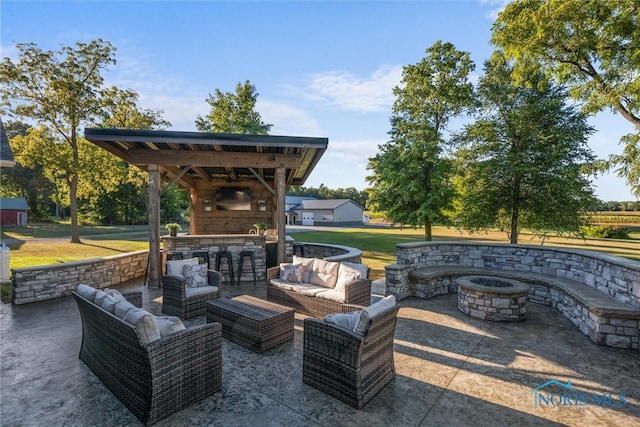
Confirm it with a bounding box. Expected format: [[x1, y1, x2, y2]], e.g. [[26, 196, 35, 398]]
[[384, 242, 640, 350]]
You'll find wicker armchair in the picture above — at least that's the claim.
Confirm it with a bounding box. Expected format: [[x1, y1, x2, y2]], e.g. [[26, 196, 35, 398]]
[[161, 270, 220, 319], [303, 304, 399, 409]]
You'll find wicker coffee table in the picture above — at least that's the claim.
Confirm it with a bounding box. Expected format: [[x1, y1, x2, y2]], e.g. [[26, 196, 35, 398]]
[[206, 295, 295, 353]]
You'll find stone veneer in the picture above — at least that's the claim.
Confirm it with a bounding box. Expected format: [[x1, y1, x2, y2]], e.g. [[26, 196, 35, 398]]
[[9, 236, 363, 306], [162, 234, 281, 282], [456, 276, 530, 322], [12, 250, 148, 305], [385, 242, 640, 350], [292, 242, 362, 263]]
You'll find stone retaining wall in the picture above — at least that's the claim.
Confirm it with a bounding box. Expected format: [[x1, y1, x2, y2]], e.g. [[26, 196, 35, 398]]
[[12, 250, 148, 305], [292, 242, 362, 263], [385, 242, 640, 308]]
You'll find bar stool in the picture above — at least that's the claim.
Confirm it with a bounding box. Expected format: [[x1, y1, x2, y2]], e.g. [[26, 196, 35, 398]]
[[237, 250, 257, 285], [192, 251, 210, 268], [215, 251, 234, 283]]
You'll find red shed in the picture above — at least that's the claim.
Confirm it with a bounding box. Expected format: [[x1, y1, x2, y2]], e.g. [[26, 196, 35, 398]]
[[0, 198, 28, 227]]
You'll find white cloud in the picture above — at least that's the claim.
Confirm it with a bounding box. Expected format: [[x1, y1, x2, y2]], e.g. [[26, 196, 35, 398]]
[[479, 0, 512, 20], [103, 51, 209, 131], [258, 99, 324, 137], [282, 65, 403, 113]]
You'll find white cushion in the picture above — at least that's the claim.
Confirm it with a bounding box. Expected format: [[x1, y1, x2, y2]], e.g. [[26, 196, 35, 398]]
[[166, 257, 199, 279], [105, 288, 125, 301], [315, 289, 346, 303], [293, 256, 315, 282], [354, 295, 396, 335], [279, 263, 303, 283], [76, 284, 97, 301], [185, 286, 218, 297], [155, 316, 186, 338], [334, 272, 358, 294], [293, 284, 329, 296], [93, 290, 109, 305], [338, 262, 368, 280], [114, 299, 137, 319], [324, 311, 360, 330], [269, 279, 299, 291], [309, 258, 340, 288], [123, 308, 161, 344], [184, 264, 208, 288], [99, 294, 120, 313]]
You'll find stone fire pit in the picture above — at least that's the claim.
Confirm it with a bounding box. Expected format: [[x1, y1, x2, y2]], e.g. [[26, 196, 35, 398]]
[[456, 275, 530, 322]]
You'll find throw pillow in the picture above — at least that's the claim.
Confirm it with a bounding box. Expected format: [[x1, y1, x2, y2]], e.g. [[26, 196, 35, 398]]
[[155, 316, 186, 338], [184, 263, 208, 288], [354, 295, 396, 335], [279, 263, 302, 283], [114, 299, 137, 319], [324, 311, 361, 331], [123, 307, 161, 344], [93, 290, 109, 306], [99, 293, 120, 313], [293, 256, 315, 282], [76, 284, 97, 301], [309, 258, 340, 288], [166, 257, 199, 279], [104, 288, 125, 301]]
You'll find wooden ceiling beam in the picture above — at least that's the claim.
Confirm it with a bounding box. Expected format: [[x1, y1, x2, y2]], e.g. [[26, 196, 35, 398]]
[[128, 150, 302, 168]]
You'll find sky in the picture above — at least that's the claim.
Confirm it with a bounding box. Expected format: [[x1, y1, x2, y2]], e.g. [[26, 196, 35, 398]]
[[1, 0, 637, 202]]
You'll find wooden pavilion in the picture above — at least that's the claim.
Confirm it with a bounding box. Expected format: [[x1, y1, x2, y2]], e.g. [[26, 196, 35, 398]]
[[84, 128, 328, 287]]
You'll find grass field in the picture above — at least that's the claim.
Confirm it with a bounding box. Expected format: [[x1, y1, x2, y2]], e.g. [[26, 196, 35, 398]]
[[2, 223, 154, 269], [291, 226, 640, 279], [2, 223, 639, 279]]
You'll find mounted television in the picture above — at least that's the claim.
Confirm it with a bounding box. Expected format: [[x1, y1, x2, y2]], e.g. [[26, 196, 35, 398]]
[[216, 188, 251, 211]]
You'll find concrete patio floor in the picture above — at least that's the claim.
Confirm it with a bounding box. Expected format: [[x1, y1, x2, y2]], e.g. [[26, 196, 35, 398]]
[[1, 278, 639, 426]]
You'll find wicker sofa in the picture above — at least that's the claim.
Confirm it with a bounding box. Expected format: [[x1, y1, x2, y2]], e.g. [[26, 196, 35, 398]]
[[72, 285, 222, 425], [267, 256, 372, 317]]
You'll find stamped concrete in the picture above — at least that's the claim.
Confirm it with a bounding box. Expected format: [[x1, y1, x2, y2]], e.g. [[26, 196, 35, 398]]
[[1, 279, 639, 426]]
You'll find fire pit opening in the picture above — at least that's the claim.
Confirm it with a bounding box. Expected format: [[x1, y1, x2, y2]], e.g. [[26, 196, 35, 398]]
[[470, 277, 513, 288], [456, 275, 530, 322]]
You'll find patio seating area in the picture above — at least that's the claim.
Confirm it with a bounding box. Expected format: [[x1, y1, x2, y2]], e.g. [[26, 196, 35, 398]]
[[2, 278, 639, 426]]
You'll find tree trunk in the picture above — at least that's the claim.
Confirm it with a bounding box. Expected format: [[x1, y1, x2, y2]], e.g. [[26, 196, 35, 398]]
[[424, 216, 433, 241], [69, 174, 81, 243], [510, 205, 518, 244]]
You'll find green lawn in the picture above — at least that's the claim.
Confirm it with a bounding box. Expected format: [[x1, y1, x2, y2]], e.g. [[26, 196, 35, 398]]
[[290, 226, 640, 279], [2, 223, 156, 269], [3, 223, 639, 278]]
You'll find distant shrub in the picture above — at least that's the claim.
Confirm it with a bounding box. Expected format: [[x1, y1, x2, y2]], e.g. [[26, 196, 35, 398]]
[[581, 225, 630, 239]]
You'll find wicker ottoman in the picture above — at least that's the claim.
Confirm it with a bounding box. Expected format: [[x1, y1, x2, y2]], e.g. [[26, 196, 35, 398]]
[[206, 295, 295, 353]]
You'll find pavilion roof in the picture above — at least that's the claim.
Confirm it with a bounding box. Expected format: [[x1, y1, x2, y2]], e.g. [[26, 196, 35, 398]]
[[84, 128, 328, 188]]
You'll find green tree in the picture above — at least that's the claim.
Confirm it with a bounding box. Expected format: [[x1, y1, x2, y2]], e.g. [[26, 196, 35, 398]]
[[195, 80, 272, 134], [491, 0, 640, 196], [0, 40, 117, 242], [1, 121, 54, 220], [367, 41, 476, 240], [454, 53, 598, 244], [90, 88, 171, 225]]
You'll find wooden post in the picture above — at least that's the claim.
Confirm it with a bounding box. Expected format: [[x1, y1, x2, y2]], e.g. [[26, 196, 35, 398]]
[[148, 164, 161, 288], [276, 167, 286, 264], [189, 187, 197, 235]]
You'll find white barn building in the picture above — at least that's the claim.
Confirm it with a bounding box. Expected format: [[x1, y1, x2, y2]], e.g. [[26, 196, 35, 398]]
[[287, 197, 365, 226]]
